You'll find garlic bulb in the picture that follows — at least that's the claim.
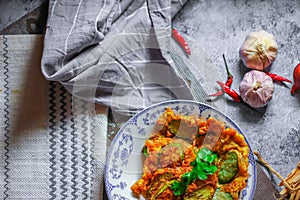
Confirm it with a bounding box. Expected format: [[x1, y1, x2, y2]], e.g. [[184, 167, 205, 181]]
[[239, 30, 278, 70], [239, 70, 274, 108]]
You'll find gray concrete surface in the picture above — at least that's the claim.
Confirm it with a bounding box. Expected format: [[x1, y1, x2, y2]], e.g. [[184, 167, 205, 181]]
[[0, 0, 46, 32], [173, 0, 300, 184]]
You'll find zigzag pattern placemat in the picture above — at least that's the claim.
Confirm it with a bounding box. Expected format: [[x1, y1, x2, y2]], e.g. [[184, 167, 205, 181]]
[[0, 35, 108, 199]]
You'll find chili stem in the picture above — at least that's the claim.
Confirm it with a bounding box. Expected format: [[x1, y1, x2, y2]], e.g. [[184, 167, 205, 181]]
[[208, 55, 234, 97], [222, 54, 233, 78]]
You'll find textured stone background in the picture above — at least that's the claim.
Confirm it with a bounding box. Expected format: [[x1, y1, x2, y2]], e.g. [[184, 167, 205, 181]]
[[0, 0, 47, 32], [173, 0, 300, 184]]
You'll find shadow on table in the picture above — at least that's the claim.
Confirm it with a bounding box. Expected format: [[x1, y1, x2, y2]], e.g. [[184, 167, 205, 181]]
[[10, 36, 51, 136]]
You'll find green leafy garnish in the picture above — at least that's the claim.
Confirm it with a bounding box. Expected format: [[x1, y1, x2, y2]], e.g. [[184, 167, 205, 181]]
[[142, 146, 148, 157], [171, 148, 218, 196]]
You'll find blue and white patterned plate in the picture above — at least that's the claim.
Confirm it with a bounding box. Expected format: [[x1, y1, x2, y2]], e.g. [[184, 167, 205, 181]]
[[105, 100, 256, 200]]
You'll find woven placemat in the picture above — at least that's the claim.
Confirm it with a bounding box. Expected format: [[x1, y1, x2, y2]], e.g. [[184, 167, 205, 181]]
[[0, 34, 108, 200]]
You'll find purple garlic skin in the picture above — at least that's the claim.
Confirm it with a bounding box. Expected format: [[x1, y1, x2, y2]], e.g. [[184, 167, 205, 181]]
[[239, 70, 274, 108], [239, 30, 278, 71]]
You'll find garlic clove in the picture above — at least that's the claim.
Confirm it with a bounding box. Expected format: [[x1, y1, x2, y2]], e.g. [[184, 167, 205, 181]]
[[239, 30, 278, 71], [239, 70, 274, 108]]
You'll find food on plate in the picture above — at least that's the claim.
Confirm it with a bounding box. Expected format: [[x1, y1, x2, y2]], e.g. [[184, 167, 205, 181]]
[[239, 70, 274, 108], [239, 30, 278, 70], [131, 108, 250, 200]]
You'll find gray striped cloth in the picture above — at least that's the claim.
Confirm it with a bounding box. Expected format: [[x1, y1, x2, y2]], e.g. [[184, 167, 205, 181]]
[[41, 0, 211, 117]]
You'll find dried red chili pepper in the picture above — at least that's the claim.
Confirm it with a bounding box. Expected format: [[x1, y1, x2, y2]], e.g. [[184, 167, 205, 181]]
[[209, 54, 233, 97], [209, 90, 223, 97], [217, 81, 241, 103], [265, 72, 292, 83], [172, 28, 191, 56], [291, 63, 300, 95]]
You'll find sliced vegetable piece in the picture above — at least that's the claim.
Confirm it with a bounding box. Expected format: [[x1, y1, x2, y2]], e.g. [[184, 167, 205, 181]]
[[168, 119, 199, 140], [146, 173, 175, 199], [153, 180, 176, 199], [158, 142, 185, 167], [218, 151, 238, 184], [168, 119, 181, 135], [184, 185, 215, 200], [212, 189, 233, 200]]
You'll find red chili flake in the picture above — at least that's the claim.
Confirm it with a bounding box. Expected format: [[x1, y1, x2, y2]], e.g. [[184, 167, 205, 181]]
[[172, 28, 191, 56]]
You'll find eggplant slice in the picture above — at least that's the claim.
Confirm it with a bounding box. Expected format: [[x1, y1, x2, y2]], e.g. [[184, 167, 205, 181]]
[[146, 173, 176, 200], [183, 185, 215, 200], [218, 151, 238, 184]]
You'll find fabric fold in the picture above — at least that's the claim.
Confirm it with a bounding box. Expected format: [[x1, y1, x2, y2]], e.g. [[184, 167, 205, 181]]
[[42, 0, 192, 115]]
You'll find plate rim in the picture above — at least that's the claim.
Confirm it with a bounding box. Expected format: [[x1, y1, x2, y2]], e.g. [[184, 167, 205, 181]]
[[105, 99, 257, 200]]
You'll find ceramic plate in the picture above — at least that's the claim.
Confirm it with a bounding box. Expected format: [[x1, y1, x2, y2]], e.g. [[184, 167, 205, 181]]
[[105, 100, 256, 200]]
